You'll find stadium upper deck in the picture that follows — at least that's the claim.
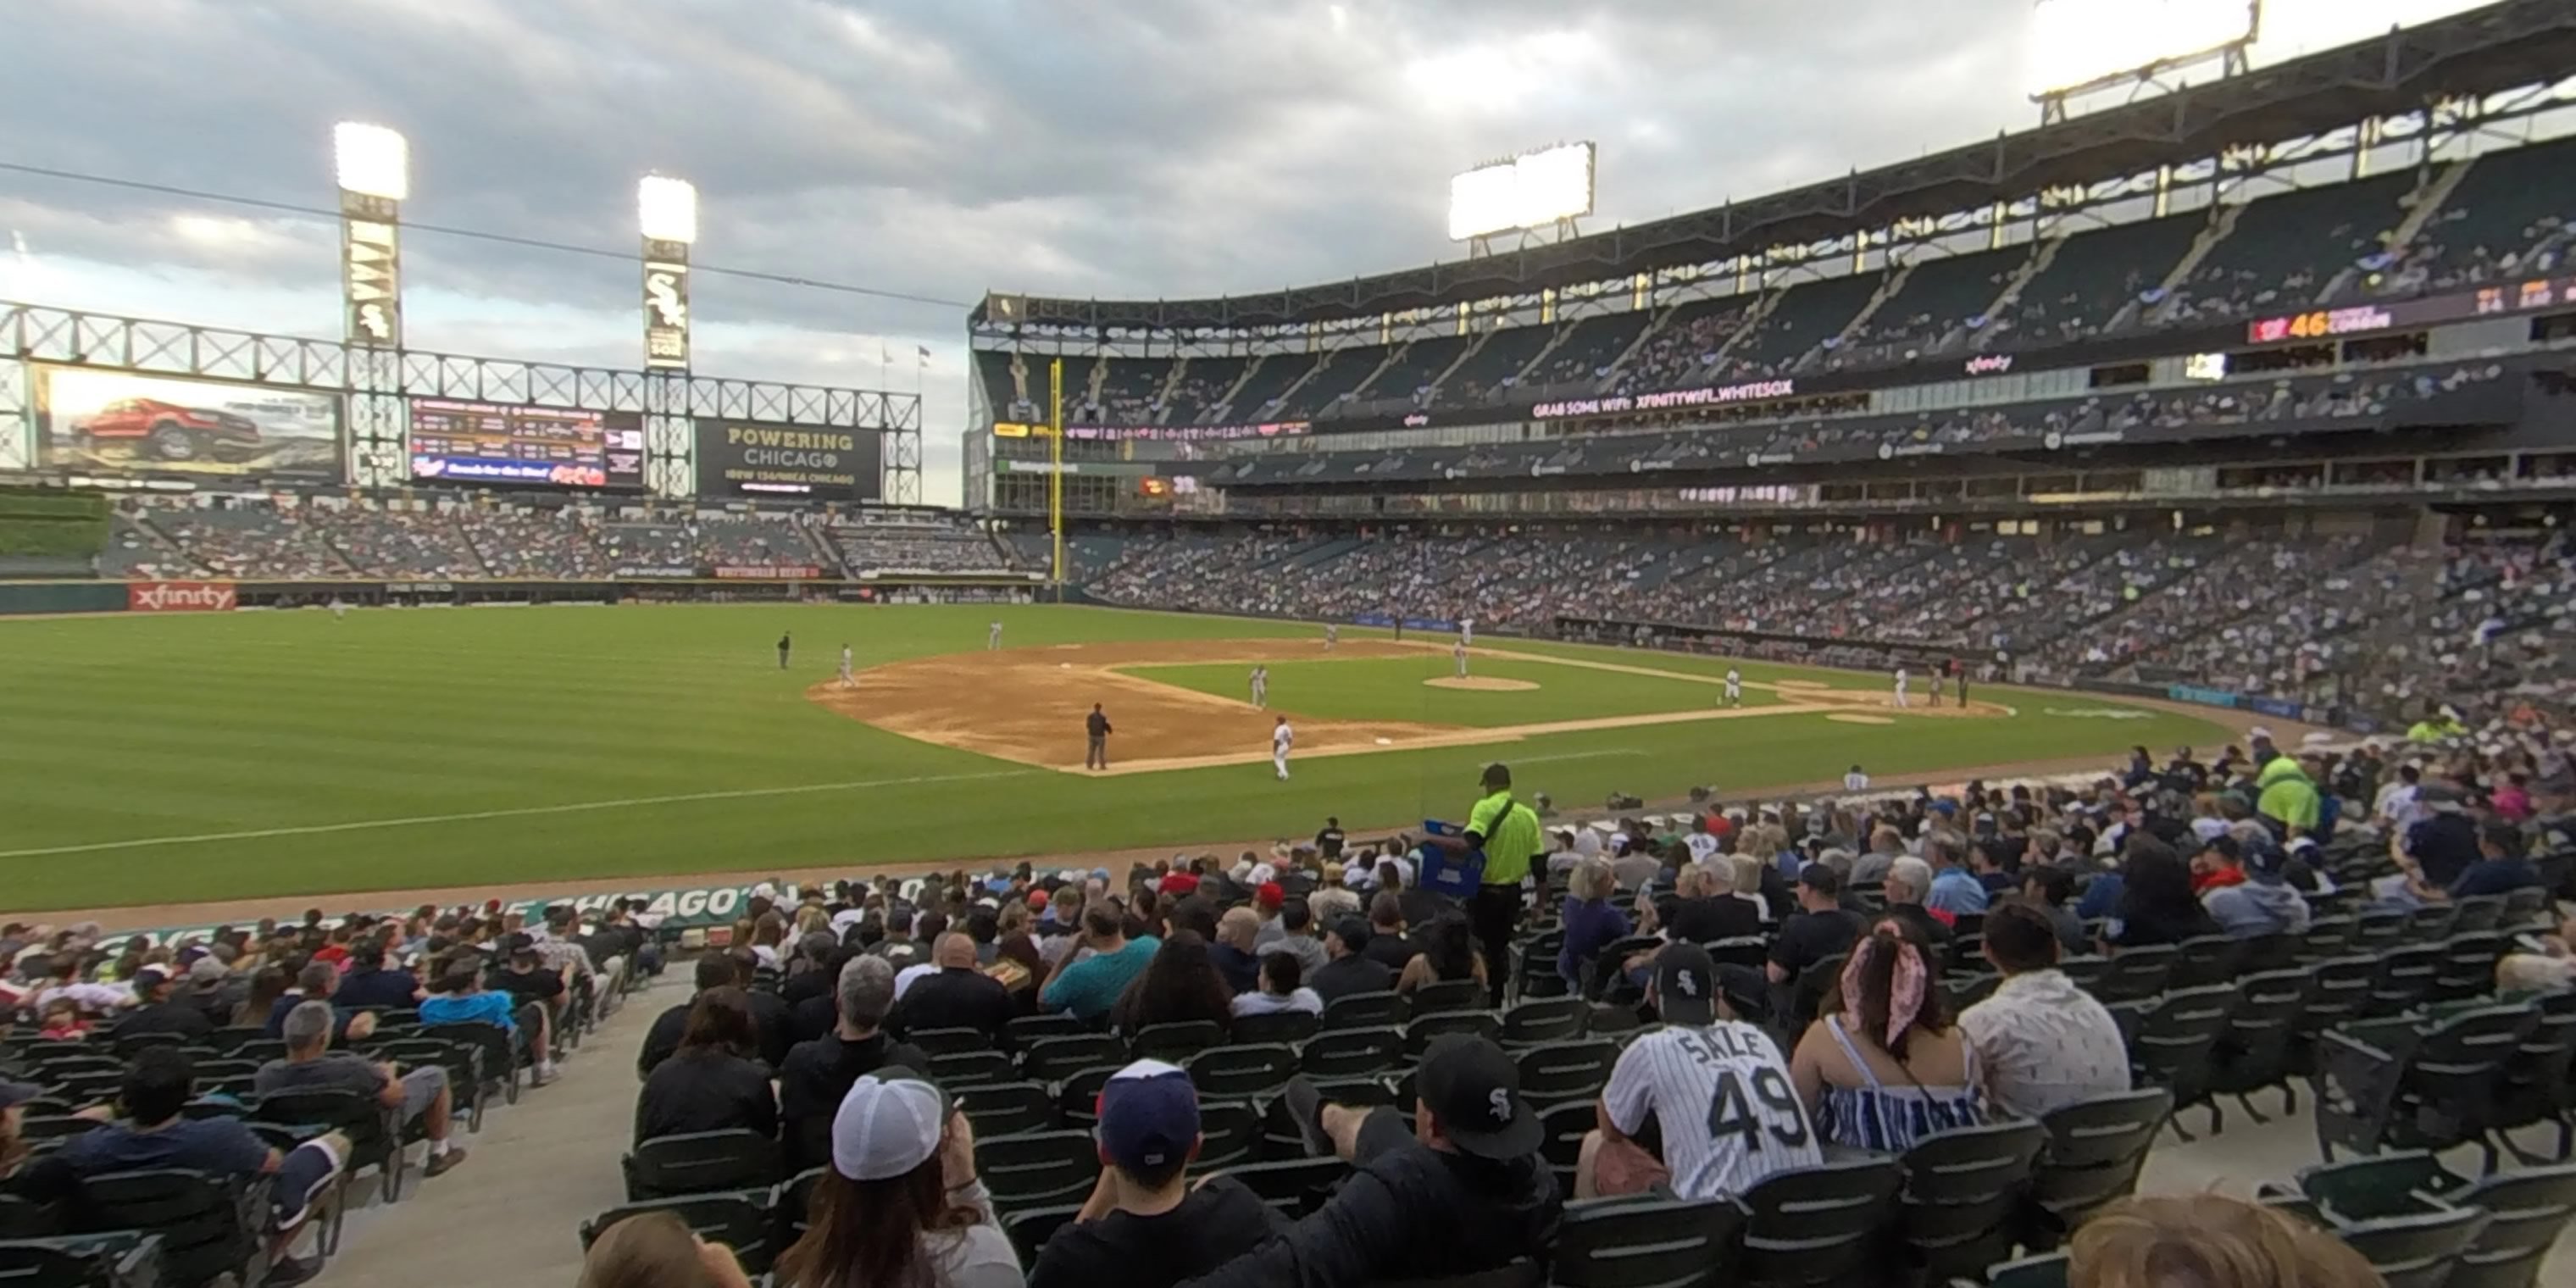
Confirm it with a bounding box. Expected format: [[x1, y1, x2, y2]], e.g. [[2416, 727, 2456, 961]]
[[969, 3, 2576, 441]]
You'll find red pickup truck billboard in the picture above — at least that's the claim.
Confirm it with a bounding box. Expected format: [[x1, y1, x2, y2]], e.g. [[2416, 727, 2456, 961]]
[[128, 581, 238, 613]]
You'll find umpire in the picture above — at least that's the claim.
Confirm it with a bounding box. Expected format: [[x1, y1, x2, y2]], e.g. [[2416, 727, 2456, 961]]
[[1085, 702, 1113, 771], [1430, 762, 1542, 1005]]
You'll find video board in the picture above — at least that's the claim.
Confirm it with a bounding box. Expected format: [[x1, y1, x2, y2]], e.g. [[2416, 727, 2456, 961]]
[[408, 399, 646, 490]]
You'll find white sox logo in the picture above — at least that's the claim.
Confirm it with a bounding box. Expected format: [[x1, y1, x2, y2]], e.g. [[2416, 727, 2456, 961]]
[[128, 580, 236, 613], [646, 270, 687, 327], [1487, 1087, 1512, 1124]]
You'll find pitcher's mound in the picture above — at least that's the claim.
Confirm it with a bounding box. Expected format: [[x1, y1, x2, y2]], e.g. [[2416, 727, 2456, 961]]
[[1425, 676, 1539, 691], [1826, 713, 1896, 725]]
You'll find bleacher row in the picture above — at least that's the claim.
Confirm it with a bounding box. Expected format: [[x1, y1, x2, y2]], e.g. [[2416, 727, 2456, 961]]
[[574, 833, 2576, 1287], [1082, 525, 2576, 729], [92, 500, 1038, 583], [975, 134, 2576, 427], [0, 968, 645, 1288]]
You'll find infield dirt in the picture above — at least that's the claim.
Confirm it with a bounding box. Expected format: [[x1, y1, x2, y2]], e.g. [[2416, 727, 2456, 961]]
[[806, 638, 2007, 775]]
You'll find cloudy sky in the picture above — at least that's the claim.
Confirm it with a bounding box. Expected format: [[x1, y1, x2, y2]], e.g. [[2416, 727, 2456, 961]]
[[0, 0, 2486, 503]]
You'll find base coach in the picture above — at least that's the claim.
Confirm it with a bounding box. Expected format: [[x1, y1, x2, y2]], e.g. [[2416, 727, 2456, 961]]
[[1429, 762, 1542, 1005], [1085, 702, 1113, 771]]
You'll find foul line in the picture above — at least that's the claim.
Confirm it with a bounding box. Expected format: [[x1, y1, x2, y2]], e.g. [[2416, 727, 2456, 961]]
[[0, 769, 1038, 861]]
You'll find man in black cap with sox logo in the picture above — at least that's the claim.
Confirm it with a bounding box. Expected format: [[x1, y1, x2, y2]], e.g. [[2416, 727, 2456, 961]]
[[1179, 1034, 1562, 1287]]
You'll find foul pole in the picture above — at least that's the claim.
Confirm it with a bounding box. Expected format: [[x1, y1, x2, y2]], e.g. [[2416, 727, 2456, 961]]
[[1048, 358, 1064, 600]]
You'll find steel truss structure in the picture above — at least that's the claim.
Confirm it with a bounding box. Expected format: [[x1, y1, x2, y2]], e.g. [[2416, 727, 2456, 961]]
[[0, 301, 923, 503]]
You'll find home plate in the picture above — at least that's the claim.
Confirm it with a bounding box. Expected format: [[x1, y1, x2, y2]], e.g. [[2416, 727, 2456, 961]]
[[1375, 737, 1392, 745], [1827, 713, 1896, 725], [1059, 662, 1070, 669]]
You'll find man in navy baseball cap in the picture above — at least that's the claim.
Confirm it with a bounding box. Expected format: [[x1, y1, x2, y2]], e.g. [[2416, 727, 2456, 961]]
[[1191, 1035, 1561, 1285], [1026, 1059, 1283, 1288]]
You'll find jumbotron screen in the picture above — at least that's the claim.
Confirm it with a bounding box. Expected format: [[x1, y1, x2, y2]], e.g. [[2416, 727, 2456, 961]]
[[408, 399, 646, 490]]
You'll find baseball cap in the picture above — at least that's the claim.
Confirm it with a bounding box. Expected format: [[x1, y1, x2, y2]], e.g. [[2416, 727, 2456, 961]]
[[1329, 915, 1370, 951], [2419, 783, 2465, 813], [1256, 882, 1285, 909], [1796, 863, 1841, 896], [130, 966, 168, 993], [830, 1074, 953, 1182], [1653, 943, 1719, 1025], [503, 932, 537, 957], [0, 1080, 43, 1112], [186, 957, 228, 985], [2199, 835, 2241, 863], [1413, 1035, 1541, 1161], [1096, 1059, 1199, 1174], [1026, 889, 1050, 910]]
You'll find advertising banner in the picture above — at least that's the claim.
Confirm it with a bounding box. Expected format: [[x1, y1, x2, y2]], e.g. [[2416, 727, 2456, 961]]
[[127, 580, 238, 613], [713, 565, 822, 579], [36, 366, 343, 479], [2166, 684, 2242, 709], [695, 421, 880, 500], [408, 399, 646, 491]]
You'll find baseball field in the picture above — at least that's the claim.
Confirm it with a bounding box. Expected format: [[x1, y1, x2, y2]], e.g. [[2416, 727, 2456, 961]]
[[0, 602, 2236, 913]]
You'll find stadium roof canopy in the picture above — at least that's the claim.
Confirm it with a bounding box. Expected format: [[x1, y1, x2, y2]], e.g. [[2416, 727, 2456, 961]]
[[973, 0, 2576, 332]]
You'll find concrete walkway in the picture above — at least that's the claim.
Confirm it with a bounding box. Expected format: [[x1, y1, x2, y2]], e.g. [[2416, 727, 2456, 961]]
[[313, 979, 669, 1288]]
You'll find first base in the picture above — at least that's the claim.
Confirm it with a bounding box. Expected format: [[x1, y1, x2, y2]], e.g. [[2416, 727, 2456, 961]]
[[1374, 736, 1392, 745]]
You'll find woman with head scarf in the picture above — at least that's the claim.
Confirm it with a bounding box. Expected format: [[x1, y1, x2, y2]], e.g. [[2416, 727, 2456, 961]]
[[1787, 918, 1985, 1153]]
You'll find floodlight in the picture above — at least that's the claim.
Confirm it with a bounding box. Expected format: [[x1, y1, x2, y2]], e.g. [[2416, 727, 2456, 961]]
[[638, 175, 699, 245], [333, 123, 409, 202]]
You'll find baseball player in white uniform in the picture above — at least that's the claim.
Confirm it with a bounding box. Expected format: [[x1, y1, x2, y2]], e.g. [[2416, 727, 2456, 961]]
[[1271, 716, 1293, 780], [1324, 624, 1338, 651], [329, 596, 348, 620], [1844, 764, 1869, 793], [1452, 639, 1469, 678], [1723, 667, 1742, 708], [1458, 619, 1474, 647], [1249, 665, 1269, 708], [1892, 666, 1910, 709], [1579, 944, 1820, 1200], [987, 620, 1003, 650], [837, 644, 855, 688]]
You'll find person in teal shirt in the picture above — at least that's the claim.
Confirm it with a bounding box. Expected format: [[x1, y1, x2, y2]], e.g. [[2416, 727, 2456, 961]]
[[1039, 903, 1159, 1023]]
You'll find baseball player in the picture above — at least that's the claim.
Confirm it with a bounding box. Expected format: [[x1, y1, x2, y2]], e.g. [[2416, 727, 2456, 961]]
[[1459, 618, 1474, 647], [1324, 624, 1338, 651], [1452, 638, 1470, 678], [987, 620, 1003, 651], [1271, 715, 1294, 780], [1928, 669, 1945, 708], [837, 644, 855, 688], [1892, 665, 1910, 709], [1844, 764, 1869, 793], [1723, 667, 1742, 708], [1249, 665, 1269, 708], [777, 632, 792, 670], [329, 596, 348, 621]]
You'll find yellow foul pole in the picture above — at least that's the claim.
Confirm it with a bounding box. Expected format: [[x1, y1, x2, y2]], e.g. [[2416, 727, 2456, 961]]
[[1048, 358, 1064, 596]]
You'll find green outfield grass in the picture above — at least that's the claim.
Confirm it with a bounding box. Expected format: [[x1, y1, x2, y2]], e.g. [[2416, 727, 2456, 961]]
[[1124, 652, 1789, 726], [0, 603, 2231, 911]]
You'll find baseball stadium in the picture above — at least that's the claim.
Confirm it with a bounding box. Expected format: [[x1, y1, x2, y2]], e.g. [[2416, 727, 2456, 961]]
[[3, 3, 2576, 1287]]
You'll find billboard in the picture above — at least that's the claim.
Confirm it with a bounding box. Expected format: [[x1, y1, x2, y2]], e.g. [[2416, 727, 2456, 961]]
[[408, 399, 646, 490], [1449, 142, 1596, 241], [36, 367, 343, 479], [695, 421, 880, 500]]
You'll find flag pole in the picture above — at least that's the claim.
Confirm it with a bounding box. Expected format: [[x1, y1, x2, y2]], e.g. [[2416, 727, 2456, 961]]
[[1048, 358, 1064, 601]]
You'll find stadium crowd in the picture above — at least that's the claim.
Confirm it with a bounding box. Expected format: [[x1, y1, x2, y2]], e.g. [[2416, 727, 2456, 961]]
[[552, 715, 2572, 1288], [0, 897, 663, 1285]]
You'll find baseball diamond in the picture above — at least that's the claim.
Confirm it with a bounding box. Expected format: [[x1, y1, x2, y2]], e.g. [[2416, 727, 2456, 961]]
[[0, 603, 2228, 915]]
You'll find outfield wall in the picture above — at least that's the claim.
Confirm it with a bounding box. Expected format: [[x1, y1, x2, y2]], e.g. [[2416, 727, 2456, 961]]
[[0, 575, 1053, 614]]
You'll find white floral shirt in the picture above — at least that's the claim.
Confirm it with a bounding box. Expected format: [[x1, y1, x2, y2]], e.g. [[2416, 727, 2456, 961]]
[[1958, 968, 2131, 1119]]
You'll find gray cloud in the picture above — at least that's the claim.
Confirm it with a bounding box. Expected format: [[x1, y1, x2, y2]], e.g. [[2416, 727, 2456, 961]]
[[0, 0, 2475, 502]]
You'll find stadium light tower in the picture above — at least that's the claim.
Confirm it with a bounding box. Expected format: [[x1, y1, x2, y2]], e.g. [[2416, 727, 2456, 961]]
[[638, 175, 696, 371], [333, 122, 407, 348]]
